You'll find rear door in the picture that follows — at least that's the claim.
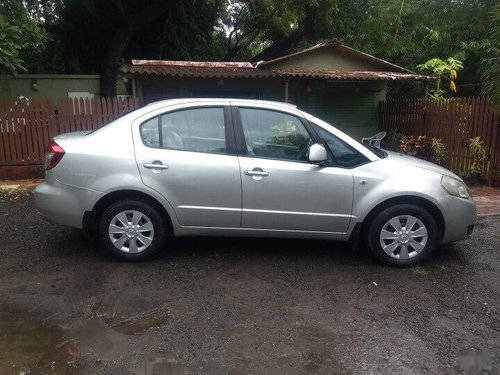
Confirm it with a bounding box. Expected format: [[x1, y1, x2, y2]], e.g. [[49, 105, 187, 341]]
[[133, 103, 242, 228]]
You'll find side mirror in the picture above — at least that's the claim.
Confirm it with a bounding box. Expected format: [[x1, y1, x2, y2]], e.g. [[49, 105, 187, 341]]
[[308, 143, 328, 163]]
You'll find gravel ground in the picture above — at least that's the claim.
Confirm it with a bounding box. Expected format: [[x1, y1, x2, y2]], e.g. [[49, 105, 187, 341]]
[[0, 191, 499, 374]]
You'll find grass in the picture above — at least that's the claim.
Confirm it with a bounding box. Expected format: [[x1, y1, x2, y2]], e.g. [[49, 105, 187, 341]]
[[0, 187, 30, 202], [411, 265, 427, 276]]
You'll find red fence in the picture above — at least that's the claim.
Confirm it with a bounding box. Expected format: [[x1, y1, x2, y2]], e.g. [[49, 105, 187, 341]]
[[0, 97, 139, 169], [380, 97, 500, 186]]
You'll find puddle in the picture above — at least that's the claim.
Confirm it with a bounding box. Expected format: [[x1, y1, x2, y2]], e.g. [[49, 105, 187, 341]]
[[131, 358, 189, 375], [67, 317, 133, 361], [68, 306, 171, 361], [111, 307, 170, 335], [0, 306, 85, 374], [0, 305, 171, 373]]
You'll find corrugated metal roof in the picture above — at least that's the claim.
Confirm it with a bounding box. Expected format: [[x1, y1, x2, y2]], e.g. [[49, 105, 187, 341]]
[[124, 64, 430, 81], [132, 59, 254, 68]]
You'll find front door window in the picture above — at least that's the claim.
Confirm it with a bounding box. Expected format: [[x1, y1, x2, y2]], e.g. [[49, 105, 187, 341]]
[[239, 108, 313, 161]]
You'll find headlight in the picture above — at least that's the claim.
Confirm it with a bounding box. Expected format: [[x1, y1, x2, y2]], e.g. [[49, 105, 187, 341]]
[[441, 175, 469, 199]]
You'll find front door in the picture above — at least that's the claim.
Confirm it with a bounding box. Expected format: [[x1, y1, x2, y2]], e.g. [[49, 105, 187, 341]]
[[134, 105, 241, 228], [235, 107, 354, 233]]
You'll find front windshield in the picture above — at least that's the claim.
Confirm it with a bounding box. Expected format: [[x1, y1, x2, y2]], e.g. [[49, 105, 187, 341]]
[[303, 112, 382, 161], [363, 143, 388, 159]]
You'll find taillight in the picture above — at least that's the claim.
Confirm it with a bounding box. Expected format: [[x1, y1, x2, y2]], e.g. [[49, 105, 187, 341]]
[[45, 140, 65, 170]]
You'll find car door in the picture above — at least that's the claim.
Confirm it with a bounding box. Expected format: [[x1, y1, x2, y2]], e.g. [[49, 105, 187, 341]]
[[133, 104, 241, 228], [234, 106, 354, 233]]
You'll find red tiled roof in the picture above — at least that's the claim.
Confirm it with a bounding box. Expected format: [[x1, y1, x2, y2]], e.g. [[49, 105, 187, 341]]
[[126, 65, 272, 78], [277, 69, 429, 81], [124, 64, 430, 81]]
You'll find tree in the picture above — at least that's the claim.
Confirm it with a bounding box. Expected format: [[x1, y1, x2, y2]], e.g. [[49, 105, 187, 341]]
[[50, 0, 223, 97], [220, 0, 496, 96], [5, 0, 497, 100], [0, 0, 49, 75], [338, 0, 497, 96], [417, 57, 463, 98], [0, 17, 26, 74], [479, 3, 500, 108]]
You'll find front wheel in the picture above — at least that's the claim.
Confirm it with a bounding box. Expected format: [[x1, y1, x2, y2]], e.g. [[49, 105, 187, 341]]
[[99, 200, 166, 261], [367, 204, 438, 267]]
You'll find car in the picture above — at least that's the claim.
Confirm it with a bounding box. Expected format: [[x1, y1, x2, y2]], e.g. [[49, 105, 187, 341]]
[[35, 98, 476, 266]]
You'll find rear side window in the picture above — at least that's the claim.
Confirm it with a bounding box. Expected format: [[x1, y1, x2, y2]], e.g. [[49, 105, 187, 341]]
[[314, 126, 369, 168], [140, 107, 226, 154], [141, 117, 160, 148]]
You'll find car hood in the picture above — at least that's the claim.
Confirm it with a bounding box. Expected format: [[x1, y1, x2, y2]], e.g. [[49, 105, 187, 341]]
[[384, 150, 461, 180]]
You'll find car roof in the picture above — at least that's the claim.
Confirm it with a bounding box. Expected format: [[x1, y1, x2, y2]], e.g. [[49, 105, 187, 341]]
[[106, 97, 379, 162], [146, 98, 297, 110]]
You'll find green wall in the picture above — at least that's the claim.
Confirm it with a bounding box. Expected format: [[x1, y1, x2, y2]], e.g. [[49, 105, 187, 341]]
[[0, 74, 127, 99], [265, 46, 387, 71], [136, 76, 287, 104]]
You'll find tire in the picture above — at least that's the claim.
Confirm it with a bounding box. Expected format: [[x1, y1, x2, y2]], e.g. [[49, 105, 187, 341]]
[[99, 199, 167, 261], [367, 204, 437, 267]]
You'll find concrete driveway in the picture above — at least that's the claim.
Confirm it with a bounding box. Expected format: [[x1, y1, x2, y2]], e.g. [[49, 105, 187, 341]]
[[0, 191, 499, 374]]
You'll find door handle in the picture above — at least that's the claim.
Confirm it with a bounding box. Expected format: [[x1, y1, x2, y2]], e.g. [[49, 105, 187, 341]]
[[244, 170, 269, 177], [143, 163, 169, 170]]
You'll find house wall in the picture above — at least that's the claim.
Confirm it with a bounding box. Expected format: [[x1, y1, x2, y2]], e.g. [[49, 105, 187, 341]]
[[263, 46, 386, 71], [0, 74, 127, 99], [136, 76, 287, 104], [135, 76, 384, 139]]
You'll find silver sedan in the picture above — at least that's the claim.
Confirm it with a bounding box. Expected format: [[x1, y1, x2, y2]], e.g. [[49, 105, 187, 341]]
[[35, 99, 476, 266]]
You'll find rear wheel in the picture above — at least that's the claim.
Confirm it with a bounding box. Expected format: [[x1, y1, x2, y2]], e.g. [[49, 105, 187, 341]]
[[367, 204, 437, 267], [99, 200, 166, 261]]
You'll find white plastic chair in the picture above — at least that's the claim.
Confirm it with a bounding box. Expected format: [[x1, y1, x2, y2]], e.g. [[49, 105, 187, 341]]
[[361, 131, 386, 148]]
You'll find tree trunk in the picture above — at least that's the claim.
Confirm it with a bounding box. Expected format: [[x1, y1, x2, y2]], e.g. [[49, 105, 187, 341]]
[[100, 25, 135, 98], [99, 2, 172, 98]]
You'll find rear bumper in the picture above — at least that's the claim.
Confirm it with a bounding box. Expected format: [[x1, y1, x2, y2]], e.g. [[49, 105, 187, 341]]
[[34, 175, 103, 229], [438, 194, 477, 244]]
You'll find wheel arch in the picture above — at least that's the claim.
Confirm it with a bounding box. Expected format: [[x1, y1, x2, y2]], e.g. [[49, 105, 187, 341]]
[[359, 195, 445, 243], [83, 189, 174, 238]]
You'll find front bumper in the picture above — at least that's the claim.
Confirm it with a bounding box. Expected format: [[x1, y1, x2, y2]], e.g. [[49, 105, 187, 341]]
[[438, 194, 477, 244]]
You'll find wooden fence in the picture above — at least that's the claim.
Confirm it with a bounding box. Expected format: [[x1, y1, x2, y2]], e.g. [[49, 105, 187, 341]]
[[379, 97, 500, 186], [0, 97, 139, 168]]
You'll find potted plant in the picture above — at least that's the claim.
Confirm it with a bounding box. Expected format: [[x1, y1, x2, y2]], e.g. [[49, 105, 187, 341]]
[[399, 135, 431, 160], [467, 137, 486, 185], [430, 138, 447, 166]]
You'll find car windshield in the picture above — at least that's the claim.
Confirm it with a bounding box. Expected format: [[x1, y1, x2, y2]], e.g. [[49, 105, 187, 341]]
[[363, 144, 388, 159]]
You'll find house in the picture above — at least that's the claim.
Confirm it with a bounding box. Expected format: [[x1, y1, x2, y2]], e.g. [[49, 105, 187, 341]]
[[0, 74, 128, 101], [123, 42, 429, 139]]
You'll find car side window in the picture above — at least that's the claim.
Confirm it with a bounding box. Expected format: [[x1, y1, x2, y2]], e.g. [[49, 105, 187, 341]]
[[314, 125, 369, 168], [140, 117, 160, 148], [239, 108, 312, 162], [140, 107, 226, 154]]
